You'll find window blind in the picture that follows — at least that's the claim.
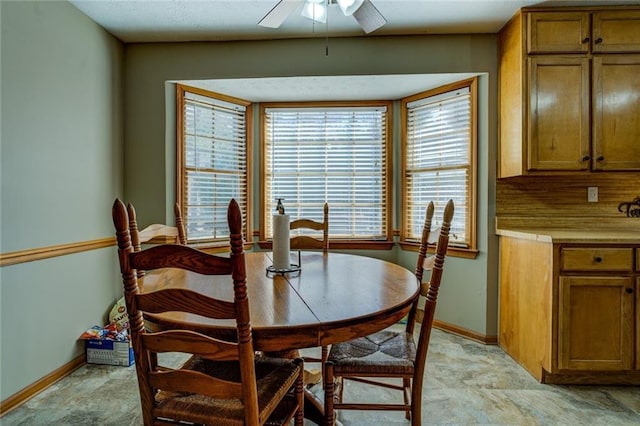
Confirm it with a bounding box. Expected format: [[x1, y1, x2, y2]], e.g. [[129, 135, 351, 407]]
[[181, 90, 247, 242], [264, 106, 388, 239], [405, 85, 472, 246]]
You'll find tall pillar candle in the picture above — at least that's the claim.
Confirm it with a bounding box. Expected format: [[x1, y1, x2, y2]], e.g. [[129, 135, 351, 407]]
[[272, 214, 290, 270]]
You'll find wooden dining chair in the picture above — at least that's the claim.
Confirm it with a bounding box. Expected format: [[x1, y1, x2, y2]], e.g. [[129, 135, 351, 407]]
[[113, 198, 304, 426], [289, 202, 329, 254], [323, 200, 454, 426], [127, 202, 187, 248], [289, 202, 329, 380], [126, 202, 187, 279]]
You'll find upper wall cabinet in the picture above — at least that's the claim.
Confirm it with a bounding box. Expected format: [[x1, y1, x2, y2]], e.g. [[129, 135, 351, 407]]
[[592, 11, 640, 53], [528, 12, 591, 53], [528, 11, 640, 54], [498, 7, 640, 178], [593, 55, 640, 171]]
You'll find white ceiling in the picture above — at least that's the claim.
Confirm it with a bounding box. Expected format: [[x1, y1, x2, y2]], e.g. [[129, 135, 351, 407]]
[[68, 0, 640, 101], [181, 73, 480, 102], [69, 0, 640, 43]]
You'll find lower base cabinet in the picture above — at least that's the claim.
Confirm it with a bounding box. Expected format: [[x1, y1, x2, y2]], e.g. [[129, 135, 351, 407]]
[[558, 275, 634, 371], [499, 236, 640, 384]]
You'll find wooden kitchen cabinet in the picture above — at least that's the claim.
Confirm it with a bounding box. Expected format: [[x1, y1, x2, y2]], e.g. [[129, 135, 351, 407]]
[[498, 6, 640, 177], [592, 11, 640, 53], [498, 233, 640, 384], [527, 55, 640, 172], [637, 276, 640, 370], [560, 247, 633, 271], [592, 55, 640, 170], [528, 10, 640, 54], [558, 246, 637, 373], [527, 56, 590, 171], [527, 12, 590, 53], [558, 276, 634, 371]]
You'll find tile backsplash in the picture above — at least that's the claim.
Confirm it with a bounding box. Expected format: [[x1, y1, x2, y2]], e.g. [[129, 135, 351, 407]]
[[496, 172, 640, 230]]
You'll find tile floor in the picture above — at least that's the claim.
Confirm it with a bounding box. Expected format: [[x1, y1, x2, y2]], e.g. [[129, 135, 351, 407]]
[[2, 328, 639, 425]]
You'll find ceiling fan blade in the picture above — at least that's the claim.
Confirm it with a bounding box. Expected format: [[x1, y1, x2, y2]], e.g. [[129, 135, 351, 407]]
[[353, 0, 386, 34], [258, 0, 304, 28]]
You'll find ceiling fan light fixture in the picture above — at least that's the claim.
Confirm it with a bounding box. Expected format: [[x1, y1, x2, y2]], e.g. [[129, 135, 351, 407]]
[[301, 0, 327, 23], [259, 0, 386, 34], [259, 0, 305, 28], [336, 0, 364, 16], [353, 0, 386, 33]]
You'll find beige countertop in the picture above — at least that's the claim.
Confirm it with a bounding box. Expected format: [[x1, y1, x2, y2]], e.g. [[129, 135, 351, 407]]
[[495, 227, 640, 244]]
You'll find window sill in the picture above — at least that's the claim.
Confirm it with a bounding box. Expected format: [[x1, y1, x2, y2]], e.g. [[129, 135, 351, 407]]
[[257, 240, 395, 251], [398, 241, 478, 259]]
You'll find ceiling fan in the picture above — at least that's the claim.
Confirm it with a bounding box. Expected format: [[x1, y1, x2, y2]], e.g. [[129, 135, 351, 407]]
[[259, 0, 387, 34]]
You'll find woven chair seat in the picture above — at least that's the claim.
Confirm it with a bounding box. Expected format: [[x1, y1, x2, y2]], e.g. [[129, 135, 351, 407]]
[[155, 356, 301, 425], [329, 330, 416, 375]]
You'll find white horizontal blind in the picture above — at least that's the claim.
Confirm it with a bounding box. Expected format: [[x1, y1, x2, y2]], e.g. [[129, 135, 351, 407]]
[[405, 86, 471, 246], [182, 90, 247, 242], [264, 106, 388, 239]]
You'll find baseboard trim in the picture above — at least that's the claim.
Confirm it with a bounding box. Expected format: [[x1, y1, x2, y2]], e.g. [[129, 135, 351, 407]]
[[542, 369, 640, 385], [0, 354, 86, 416], [433, 320, 498, 345]]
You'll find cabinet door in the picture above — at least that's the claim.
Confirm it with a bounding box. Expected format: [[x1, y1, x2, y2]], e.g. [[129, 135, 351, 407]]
[[636, 277, 639, 370], [558, 276, 634, 370], [592, 55, 640, 171], [592, 11, 640, 53], [528, 57, 590, 171], [527, 12, 590, 53]]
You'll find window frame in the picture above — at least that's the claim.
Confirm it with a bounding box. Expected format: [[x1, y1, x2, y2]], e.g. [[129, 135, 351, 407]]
[[176, 83, 253, 248], [399, 78, 478, 258], [258, 101, 394, 250]]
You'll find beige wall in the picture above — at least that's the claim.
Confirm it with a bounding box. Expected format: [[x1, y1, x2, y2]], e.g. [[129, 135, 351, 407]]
[[123, 35, 499, 339], [1, 1, 124, 401]]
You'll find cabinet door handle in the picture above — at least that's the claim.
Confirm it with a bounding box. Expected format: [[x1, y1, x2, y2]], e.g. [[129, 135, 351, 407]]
[[582, 155, 590, 162], [582, 37, 590, 43], [597, 155, 604, 162], [594, 256, 603, 263], [595, 37, 603, 44], [626, 288, 633, 294]]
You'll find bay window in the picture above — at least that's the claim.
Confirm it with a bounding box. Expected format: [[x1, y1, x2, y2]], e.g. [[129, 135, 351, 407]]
[[401, 78, 477, 254], [176, 84, 251, 244], [260, 102, 392, 247]]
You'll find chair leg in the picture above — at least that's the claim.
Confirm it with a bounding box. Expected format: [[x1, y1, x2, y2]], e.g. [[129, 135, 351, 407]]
[[410, 377, 422, 426], [321, 345, 329, 379], [295, 359, 305, 426], [323, 362, 335, 426], [403, 377, 411, 420]]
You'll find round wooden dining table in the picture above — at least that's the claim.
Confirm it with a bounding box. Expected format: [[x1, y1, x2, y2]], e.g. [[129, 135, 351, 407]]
[[139, 251, 418, 352], [138, 251, 419, 423]]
